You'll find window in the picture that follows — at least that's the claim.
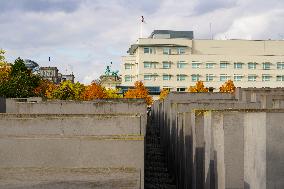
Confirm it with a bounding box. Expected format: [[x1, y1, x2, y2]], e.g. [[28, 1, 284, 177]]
[[220, 74, 229, 81], [163, 61, 171, 69], [262, 74, 271, 81], [125, 64, 132, 70], [144, 47, 154, 54], [177, 48, 185, 54], [234, 62, 243, 69], [220, 62, 229, 68], [234, 75, 243, 82], [177, 75, 186, 81], [144, 62, 157, 68], [177, 88, 186, 92], [248, 75, 257, 82], [263, 62, 271, 70], [144, 75, 152, 80], [276, 75, 284, 81], [144, 62, 151, 68], [177, 61, 187, 69], [192, 61, 201, 68], [248, 62, 257, 69], [277, 62, 284, 69], [125, 75, 132, 82], [206, 74, 214, 82], [163, 75, 171, 81], [191, 74, 200, 82], [206, 63, 214, 69], [163, 48, 171, 55]]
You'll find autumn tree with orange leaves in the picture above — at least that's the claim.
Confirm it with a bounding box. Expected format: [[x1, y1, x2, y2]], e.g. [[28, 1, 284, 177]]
[[34, 79, 58, 98], [219, 80, 236, 93], [159, 88, 170, 100], [124, 81, 153, 105], [188, 81, 209, 92], [81, 82, 107, 100]]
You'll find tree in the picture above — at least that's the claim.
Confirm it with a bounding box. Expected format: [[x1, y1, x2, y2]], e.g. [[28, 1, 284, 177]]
[[124, 81, 153, 105], [0, 58, 41, 98], [159, 88, 170, 100], [34, 79, 58, 99], [0, 49, 10, 83], [105, 88, 123, 98], [81, 82, 107, 100], [188, 81, 209, 92], [52, 80, 85, 100], [0, 65, 11, 84], [0, 49, 7, 66], [219, 80, 236, 93]]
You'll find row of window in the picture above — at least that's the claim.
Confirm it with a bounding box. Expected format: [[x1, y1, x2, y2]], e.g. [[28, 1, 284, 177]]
[[124, 74, 284, 82], [144, 47, 186, 55], [124, 62, 284, 70]]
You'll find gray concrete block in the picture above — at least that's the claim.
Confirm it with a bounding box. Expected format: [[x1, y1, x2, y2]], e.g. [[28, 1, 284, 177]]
[[0, 114, 146, 136], [204, 110, 284, 189], [0, 167, 141, 189], [5, 98, 146, 114]]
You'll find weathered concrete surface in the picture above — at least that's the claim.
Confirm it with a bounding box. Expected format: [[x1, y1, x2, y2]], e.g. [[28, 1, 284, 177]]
[[158, 100, 260, 189], [235, 87, 284, 103], [5, 98, 146, 114], [0, 99, 147, 189], [259, 94, 284, 109], [204, 110, 284, 189], [0, 136, 144, 168], [0, 114, 146, 136], [152, 90, 284, 189], [0, 168, 140, 189]]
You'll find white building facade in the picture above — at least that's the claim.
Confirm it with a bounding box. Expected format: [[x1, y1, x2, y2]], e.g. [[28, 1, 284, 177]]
[[120, 30, 284, 92]]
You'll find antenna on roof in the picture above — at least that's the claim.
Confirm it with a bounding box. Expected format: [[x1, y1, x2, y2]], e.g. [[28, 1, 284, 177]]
[[209, 23, 213, 40]]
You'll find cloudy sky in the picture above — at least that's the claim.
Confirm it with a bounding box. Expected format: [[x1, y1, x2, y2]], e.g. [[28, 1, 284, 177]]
[[1, 0, 284, 84]]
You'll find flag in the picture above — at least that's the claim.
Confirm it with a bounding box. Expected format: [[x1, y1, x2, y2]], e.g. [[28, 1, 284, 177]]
[[141, 16, 146, 23]]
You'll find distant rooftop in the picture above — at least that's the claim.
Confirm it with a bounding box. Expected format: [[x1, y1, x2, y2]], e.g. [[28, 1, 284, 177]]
[[149, 30, 194, 39]]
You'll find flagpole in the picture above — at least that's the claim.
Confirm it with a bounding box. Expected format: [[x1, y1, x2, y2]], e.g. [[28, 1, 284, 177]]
[[140, 21, 143, 38]]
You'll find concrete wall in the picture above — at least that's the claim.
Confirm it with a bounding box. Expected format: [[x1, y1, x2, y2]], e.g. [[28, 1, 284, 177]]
[[0, 114, 146, 136], [0, 99, 147, 189], [158, 100, 260, 189], [5, 98, 146, 114], [204, 110, 284, 189], [152, 90, 284, 189]]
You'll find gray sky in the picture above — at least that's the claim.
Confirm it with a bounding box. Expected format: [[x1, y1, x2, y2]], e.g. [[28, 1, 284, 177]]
[[1, 0, 284, 84]]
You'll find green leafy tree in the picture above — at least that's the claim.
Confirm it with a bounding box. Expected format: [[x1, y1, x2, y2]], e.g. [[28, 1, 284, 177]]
[[105, 88, 123, 98], [0, 58, 41, 98], [51, 80, 85, 100]]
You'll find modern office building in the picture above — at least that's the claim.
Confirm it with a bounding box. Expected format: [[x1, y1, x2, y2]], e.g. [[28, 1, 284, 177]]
[[120, 30, 284, 92]]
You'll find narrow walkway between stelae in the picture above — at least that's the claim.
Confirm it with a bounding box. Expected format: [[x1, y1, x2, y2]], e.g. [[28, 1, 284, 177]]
[[145, 117, 176, 189]]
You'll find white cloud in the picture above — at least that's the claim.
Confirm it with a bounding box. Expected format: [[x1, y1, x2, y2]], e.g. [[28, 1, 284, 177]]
[[0, 0, 284, 84]]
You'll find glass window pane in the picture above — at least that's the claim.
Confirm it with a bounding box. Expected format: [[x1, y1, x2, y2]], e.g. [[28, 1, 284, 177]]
[[234, 63, 243, 69], [248, 63, 256, 69], [248, 75, 256, 81], [163, 48, 171, 54], [177, 48, 185, 54], [192, 74, 200, 82], [206, 63, 214, 69], [163, 62, 171, 69], [163, 75, 171, 80], [206, 74, 214, 81], [144, 75, 151, 80]]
